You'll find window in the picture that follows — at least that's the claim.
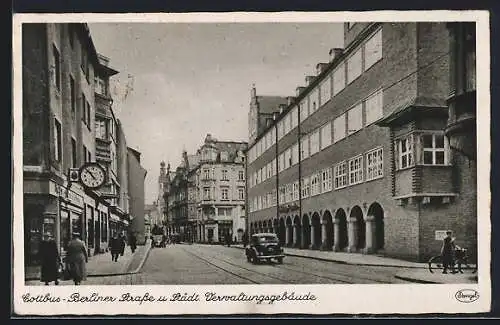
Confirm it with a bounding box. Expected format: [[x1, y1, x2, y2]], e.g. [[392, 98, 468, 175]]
[[320, 122, 332, 150], [279, 186, 286, 204], [267, 162, 272, 178], [465, 24, 476, 91], [70, 76, 76, 117], [366, 148, 384, 181], [347, 103, 363, 135], [95, 120, 107, 139], [299, 99, 309, 122], [395, 134, 414, 169], [267, 192, 273, 207], [203, 187, 212, 200], [291, 142, 299, 165], [262, 195, 268, 209], [365, 90, 383, 125], [271, 158, 276, 176], [271, 189, 277, 206], [71, 138, 77, 168], [309, 88, 319, 114], [52, 45, 60, 90], [293, 182, 299, 201], [270, 128, 276, 145], [310, 173, 321, 196], [347, 49, 363, 84], [310, 129, 320, 155], [321, 168, 333, 193], [301, 137, 309, 160], [349, 155, 363, 185], [54, 119, 62, 162], [203, 168, 210, 180], [291, 107, 298, 129], [81, 94, 87, 125], [301, 177, 310, 198], [365, 29, 383, 70], [285, 148, 292, 169], [96, 77, 107, 96], [81, 43, 89, 81], [333, 114, 346, 143], [220, 151, 229, 161], [277, 121, 284, 140], [238, 187, 245, 200], [86, 102, 91, 129], [221, 169, 228, 181], [334, 161, 347, 189], [320, 76, 331, 107], [422, 134, 448, 165], [278, 152, 285, 173], [221, 187, 229, 200], [333, 63, 346, 96], [284, 112, 291, 134], [238, 170, 244, 181]]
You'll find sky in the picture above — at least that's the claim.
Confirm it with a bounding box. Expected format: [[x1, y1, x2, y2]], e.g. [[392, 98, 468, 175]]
[[88, 23, 344, 205]]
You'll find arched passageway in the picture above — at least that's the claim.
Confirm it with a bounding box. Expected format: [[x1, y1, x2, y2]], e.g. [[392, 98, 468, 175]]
[[301, 214, 311, 249], [335, 209, 348, 251], [311, 212, 321, 250], [293, 215, 301, 248], [278, 218, 286, 245], [367, 202, 385, 252], [286, 216, 293, 247], [322, 210, 334, 251], [350, 205, 365, 251]]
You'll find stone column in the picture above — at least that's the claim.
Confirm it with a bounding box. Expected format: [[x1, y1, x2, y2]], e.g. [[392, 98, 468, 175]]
[[309, 225, 316, 249], [333, 219, 341, 251], [347, 217, 358, 253], [320, 221, 328, 250], [285, 226, 290, 246], [293, 225, 299, 247], [364, 215, 376, 254], [300, 226, 307, 249]]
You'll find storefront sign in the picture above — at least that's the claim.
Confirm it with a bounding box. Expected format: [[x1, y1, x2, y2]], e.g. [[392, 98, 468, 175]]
[[49, 181, 84, 207], [435, 230, 451, 240]]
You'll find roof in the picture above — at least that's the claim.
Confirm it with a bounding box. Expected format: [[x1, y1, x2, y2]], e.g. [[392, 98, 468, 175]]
[[376, 96, 448, 127], [256, 95, 289, 115]]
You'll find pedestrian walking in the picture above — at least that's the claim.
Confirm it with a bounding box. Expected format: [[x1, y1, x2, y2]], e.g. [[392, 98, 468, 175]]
[[119, 233, 126, 256], [66, 233, 88, 285], [39, 234, 60, 285], [441, 230, 456, 274], [109, 233, 122, 262], [242, 232, 249, 248], [129, 233, 137, 253]]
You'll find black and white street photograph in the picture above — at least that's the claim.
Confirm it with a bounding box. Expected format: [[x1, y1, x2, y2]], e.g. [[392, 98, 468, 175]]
[[12, 11, 491, 315]]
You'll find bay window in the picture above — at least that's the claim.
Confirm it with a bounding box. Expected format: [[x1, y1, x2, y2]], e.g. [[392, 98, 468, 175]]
[[422, 133, 448, 165]]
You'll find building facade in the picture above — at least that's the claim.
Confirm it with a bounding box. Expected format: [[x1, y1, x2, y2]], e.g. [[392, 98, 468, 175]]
[[163, 134, 248, 243], [22, 23, 141, 271], [127, 147, 148, 244], [246, 22, 477, 262]]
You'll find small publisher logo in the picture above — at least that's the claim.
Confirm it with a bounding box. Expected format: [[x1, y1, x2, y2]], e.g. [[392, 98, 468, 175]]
[[455, 289, 479, 303]]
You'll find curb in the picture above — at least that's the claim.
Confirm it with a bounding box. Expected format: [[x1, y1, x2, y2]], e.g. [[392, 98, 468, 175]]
[[25, 245, 152, 282], [230, 245, 427, 269], [394, 274, 441, 284]]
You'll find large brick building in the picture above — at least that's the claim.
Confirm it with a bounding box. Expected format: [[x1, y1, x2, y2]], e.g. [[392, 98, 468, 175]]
[[246, 22, 477, 262]]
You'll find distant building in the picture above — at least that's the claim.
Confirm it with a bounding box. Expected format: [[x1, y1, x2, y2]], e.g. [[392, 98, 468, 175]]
[[127, 147, 147, 244]]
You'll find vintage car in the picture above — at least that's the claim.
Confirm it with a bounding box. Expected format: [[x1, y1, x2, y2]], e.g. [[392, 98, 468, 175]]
[[245, 233, 284, 264]]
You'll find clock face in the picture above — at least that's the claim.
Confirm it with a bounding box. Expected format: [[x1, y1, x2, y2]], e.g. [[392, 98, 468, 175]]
[[79, 163, 106, 189]]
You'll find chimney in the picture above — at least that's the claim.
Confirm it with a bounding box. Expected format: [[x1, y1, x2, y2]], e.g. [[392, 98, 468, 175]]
[[287, 96, 296, 106], [305, 75, 315, 85], [329, 48, 344, 62], [296, 86, 306, 97], [316, 63, 329, 75]]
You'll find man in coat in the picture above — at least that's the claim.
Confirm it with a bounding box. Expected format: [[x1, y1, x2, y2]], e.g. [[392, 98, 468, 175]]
[[39, 234, 60, 285], [129, 233, 137, 253], [119, 233, 126, 256], [109, 233, 122, 262], [66, 233, 88, 285], [441, 230, 456, 274]]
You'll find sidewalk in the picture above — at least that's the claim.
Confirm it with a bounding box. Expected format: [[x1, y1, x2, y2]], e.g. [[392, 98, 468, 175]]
[[395, 269, 478, 284], [229, 244, 424, 268], [25, 241, 151, 281]]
